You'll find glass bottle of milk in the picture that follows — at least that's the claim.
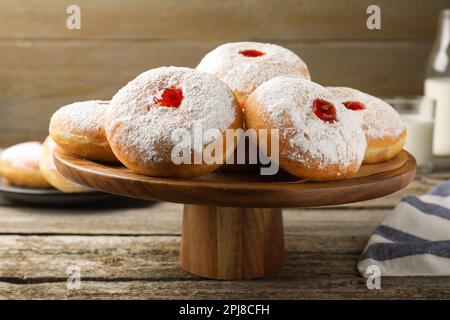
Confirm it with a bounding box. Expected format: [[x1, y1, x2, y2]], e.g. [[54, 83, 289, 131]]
[[425, 9, 450, 156]]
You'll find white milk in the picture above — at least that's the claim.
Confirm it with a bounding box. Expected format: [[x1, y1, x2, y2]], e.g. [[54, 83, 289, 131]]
[[424, 77, 450, 155], [401, 114, 434, 170]]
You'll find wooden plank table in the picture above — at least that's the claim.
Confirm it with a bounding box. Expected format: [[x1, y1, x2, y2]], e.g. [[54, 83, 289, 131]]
[[0, 162, 449, 299]]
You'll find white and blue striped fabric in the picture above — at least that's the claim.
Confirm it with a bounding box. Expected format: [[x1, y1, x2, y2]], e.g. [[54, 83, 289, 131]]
[[358, 180, 450, 277]]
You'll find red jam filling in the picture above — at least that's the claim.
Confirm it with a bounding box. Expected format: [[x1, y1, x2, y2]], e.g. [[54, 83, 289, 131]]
[[153, 87, 183, 108], [313, 99, 336, 123], [343, 101, 366, 111], [239, 49, 265, 57]]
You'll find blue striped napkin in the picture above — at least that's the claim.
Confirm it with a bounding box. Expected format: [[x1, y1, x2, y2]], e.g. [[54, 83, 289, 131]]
[[358, 180, 450, 276]]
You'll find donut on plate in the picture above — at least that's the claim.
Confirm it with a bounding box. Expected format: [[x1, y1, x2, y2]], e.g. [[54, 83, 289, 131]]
[[39, 136, 91, 193], [327, 87, 406, 164], [0, 142, 52, 188], [196, 42, 310, 108], [49, 100, 118, 163], [245, 77, 367, 180], [105, 66, 243, 178]]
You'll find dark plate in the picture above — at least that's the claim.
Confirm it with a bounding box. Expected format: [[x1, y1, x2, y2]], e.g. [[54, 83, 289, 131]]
[[0, 179, 116, 205]]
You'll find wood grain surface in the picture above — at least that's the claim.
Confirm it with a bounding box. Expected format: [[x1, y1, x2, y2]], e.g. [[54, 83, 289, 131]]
[[53, 149, 416, 207], [52, 148, 415, 280], [181, 206, 284, 279], [1, 0, 449, 146], [0, 0, 447, 40], [0, 165, 449, 298], [0, 40, 432, 146]]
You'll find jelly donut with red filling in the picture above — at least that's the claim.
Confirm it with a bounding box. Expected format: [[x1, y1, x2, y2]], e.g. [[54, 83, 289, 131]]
[[327, 87, 406, 164], [197, 42, 310, 108], [105, 67, 243, 178], [244, 77, 367, 180]]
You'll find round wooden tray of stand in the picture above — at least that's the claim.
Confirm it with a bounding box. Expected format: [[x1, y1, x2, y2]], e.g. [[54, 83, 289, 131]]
[[54, 149, 416, 280]]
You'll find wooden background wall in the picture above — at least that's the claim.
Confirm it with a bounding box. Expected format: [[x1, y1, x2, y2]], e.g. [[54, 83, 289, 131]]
[[1, 0, 449, 146]]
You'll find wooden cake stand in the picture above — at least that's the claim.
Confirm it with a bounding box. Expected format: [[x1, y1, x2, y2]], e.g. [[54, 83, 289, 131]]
[[54, 149, 416, 280]]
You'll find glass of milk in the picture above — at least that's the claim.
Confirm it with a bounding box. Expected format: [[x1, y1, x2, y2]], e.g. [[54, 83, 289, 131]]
[[386, 97, 435, 173], [425, 9, 450, 156]]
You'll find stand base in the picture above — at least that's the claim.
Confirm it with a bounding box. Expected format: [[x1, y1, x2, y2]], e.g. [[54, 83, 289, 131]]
[[54, 149, 416, 280], [180, 205, 285, 280]]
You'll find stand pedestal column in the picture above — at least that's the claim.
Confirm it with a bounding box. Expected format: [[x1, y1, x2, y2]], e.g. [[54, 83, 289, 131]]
[[180, 205, 285, 280]]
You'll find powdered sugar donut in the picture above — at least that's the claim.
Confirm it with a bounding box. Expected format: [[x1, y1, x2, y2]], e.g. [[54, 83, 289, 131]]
[[49, 100, 118, 163], [105, 66, 243, 178], [39, 136, 91, 193], [0, 142, 52, 188], [327, 87, 406, 164], [245, 77, 367, 180], [197, 42, 310, 107]]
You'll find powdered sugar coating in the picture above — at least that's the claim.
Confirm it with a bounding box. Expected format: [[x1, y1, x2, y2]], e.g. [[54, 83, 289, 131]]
[[196, 42, 310, 98], [50, 100, 109, 135], [105, 66, 239, 166], [327, 87, 405, 139], [1, 142, 42, 170], [251, 77, 367, 170]]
